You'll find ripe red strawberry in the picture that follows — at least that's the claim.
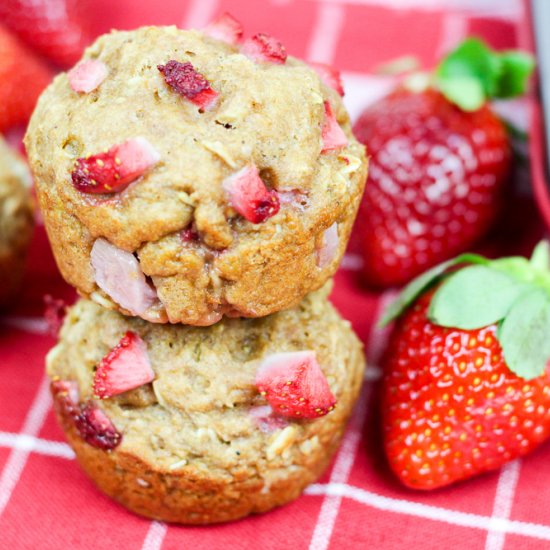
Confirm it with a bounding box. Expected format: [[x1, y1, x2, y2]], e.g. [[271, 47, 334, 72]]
[[158, 60, 219, 110], [241, 33, 287, 65], [0, 25, 52, 132], [222, 164, 280, 223], [321, 101, 347, 153], [309, 62, 344, 96], [353, 38, 534, 288], [68, 60, 108, 93], [51, 379, 121, 450], [93, 331, 155, 399], [255, 351, 336, 418], [71, 137, 160, 194], [0, 0, 90, 67], [381, 245, 550, 489], [203, 13, 243, 45]]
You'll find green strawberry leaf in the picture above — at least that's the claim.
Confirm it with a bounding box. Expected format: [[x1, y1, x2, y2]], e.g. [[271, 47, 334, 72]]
[[428, 265, 528, 329], [435, 37, 535, 111], [497, 288, 550, 380], [496, 51, 536, 98], [379, 253, 489, 327]]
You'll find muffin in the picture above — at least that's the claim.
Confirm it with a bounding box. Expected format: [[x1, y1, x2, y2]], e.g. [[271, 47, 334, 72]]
[[0, 138, 34, 307], [25, 24, 368, 325], [46, 285, 365, 524]]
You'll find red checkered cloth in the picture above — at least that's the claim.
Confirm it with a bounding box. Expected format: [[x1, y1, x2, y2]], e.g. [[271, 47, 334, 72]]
[[1, 0, 549, 548]]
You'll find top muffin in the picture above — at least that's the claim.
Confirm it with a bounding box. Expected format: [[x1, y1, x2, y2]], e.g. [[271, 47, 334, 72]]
[[25, 22, 367, 325]]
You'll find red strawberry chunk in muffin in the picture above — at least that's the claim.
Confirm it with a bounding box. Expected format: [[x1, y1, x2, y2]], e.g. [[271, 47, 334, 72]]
[[255, 351, 336, 418], [157, 60, 219, 110], [222, 164, 280, 223], [93, 331, 155, 398], [203, 12, 243, 45], [321, 101, 347, 152], [68, 60, 108, 93], [241, 33, 287, 64], [71, 137, 160, 194], [309, 62, 344, 96], [74, 402, 122, 450]]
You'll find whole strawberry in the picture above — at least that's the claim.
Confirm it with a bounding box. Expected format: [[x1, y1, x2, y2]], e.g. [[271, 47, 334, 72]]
[[381, 243, 550, 489], [0, 0, 90, 67], [353, 38, 534, 288], [0, 25, 52, 132]]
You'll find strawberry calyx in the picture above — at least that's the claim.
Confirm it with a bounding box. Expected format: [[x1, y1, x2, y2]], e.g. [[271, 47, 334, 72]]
[[424, 38, 535, 112], [381, 241, 550, 380]]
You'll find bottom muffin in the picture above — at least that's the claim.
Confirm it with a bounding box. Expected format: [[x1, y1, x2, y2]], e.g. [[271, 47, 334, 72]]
[[46, 285, 365, 524], [0, 138, 33, 307]]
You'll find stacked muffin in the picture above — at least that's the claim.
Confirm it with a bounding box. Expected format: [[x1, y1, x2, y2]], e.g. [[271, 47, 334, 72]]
[[25, 19, 368, 524], [0, 137, 34, 307]]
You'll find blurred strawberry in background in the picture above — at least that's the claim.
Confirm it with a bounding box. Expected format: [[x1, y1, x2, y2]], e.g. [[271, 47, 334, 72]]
[[353, 38, 534, 289], [0, 0, 90, 67], [0, 25, 52, 133]]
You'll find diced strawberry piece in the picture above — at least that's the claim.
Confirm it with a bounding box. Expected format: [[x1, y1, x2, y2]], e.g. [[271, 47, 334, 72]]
[[71, 137, 160, 194], [91, 238, 160, 316], [93, 331, 155, 399], [158, 60, 219, 110], [321, 101, 347, 153], [249, 405, 289, 433], [255, 351, 336, 419], [74, 402, 122, 450], [68, 59, 108, 93], [203, 13, 243, 45], [309, 62, 344, 96], [241, 33, 287, 65], [51, 379, 80, 417], [277, 188, 310, 211], [222, 164, 280, 223], [180, 226, 199, 242], [43, 294, 67, 337], [316, 223, 339, 268]]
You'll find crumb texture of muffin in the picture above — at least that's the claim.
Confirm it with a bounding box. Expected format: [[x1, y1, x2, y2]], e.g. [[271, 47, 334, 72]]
[[46, 286, 365, 523], [0, 138, 34, 307], [25, 25, 367, 325]]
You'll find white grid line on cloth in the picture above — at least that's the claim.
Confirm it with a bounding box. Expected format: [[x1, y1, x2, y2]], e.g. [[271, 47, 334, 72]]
[[1, 429, 549, 543], [304, 482, 550, 541], [308, 291, 395, 549], [306, 1, 346, 64], [181, 0, 220, 29], [0, 376, 51, 517], [0, 316, 49, 335], [436, 11, 469, 57], [0, 432, 75, 459], [141, 521, 168, 550], [484, 459, 522, 550]]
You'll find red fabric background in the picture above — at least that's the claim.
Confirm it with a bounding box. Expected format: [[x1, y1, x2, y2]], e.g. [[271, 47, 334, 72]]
[[1, 1, 549, 548]]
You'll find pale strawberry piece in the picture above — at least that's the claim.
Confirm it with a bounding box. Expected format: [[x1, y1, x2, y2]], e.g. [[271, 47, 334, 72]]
[[51, 379, 80, 407], [203, 12, 243, 45], [321, 101, 347, 153], [93, 331, 155, 398], [277, 188, 310, 212], [71, 137, 160, 194], [316, 223, 339, 268], [255, 351, 336, 419], [91, 238, 159, 316], [223, 164, 280, 223], [158, 60, 219, 110], [74, 402, 122, 450], [241, 33, 287, 65], [68, 59, 108, 93], [249, 405, 288, 433], [309, 62, 344, 96]]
